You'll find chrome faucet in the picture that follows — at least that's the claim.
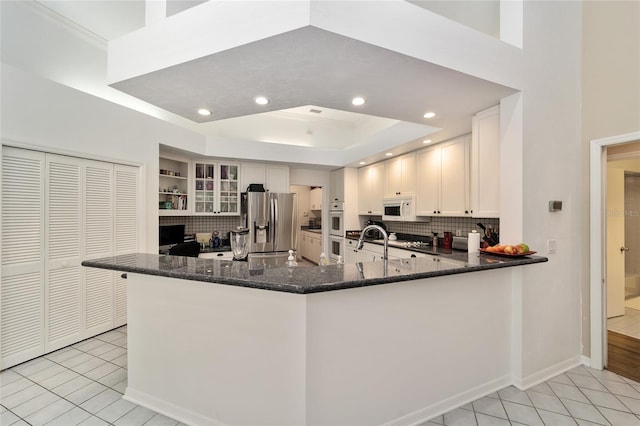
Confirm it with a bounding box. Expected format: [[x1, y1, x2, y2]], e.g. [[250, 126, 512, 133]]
[[357, 224, 389, 261]]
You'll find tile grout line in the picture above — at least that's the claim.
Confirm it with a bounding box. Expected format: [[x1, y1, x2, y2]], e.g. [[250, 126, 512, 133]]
[[3, 327, 129, 426]]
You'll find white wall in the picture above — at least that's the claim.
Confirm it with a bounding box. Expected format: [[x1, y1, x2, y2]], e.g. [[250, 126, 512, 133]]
[[520, 1, 583, 376], [0, 64, 205, 253], [581, 0, 640, 358]]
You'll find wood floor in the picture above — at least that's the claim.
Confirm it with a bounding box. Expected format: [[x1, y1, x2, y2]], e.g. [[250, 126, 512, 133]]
[[607, 330, 640, 382]]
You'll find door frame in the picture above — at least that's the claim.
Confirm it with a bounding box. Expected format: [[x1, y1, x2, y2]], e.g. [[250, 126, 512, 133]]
[[590, 131, 640, 369]]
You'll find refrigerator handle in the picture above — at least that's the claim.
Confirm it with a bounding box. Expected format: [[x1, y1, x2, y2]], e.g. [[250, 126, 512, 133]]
[[272, 197, 279, 249]]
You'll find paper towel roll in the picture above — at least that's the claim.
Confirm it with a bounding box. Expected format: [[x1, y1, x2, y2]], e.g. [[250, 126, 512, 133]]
[[468, 230, 480, 253]]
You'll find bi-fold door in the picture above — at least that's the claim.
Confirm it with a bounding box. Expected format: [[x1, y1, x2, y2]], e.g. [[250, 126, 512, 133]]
[[1, 147, 139, 369]]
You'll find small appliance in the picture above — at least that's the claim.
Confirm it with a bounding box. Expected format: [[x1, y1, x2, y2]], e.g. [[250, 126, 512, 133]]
[[230, 228, 250, 260], [363, 220, 387, 239], [383, 197, 416, 222]]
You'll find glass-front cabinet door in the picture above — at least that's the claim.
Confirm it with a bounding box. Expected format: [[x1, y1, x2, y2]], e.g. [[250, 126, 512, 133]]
[[193, 161, 240, 215], [194, 162, 216, 213], [218, 163, 239, 214]]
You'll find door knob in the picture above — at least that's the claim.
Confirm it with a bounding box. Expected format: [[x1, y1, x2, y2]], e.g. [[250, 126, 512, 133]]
[[620, 246, 630, 253]]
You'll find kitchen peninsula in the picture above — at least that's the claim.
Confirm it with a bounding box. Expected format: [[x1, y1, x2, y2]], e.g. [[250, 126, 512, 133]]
[[82, 253, 546, 425]]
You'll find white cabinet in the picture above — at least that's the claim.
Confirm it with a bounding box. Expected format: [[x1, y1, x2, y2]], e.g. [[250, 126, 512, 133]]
[[416, 135, 471, 217], [384, 153, 415, 198], [330, 169, 345, 202], [193, 161, 240, 215], [240, 163, 266, 192], [159, 156, 189, 215], [240, 163, 289, 193], [358, 162, 385, 215], [266, 166, 290, 193], [471, 105, 500, 218], [310, 187, 323, 210], [1, 147, 139, 369], [301, 231, 322, 264]]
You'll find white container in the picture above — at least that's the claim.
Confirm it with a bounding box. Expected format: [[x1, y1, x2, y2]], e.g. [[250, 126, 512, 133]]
[[468, 230, 480, 253]]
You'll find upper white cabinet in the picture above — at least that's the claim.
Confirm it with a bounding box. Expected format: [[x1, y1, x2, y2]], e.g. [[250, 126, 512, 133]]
[[358, 162, 385, 215], [471, 106, 500, 218], [193, 161, 240, 215], [384, 153, 415, 198], [330, 169, 345, 202], [159, 156, 189, 216], [416, 135, 471, 217], [240, 163, 266, 192], [266, 166, 289, 193], [240, 163, 289, 193], [310, 187, 322, 210]]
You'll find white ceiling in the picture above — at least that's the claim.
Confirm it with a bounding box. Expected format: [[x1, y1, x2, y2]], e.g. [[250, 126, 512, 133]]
[[34, 0, 514, 166]]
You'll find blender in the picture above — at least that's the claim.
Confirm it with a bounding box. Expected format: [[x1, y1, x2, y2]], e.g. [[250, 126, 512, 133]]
[[230, 228, 250, 261]]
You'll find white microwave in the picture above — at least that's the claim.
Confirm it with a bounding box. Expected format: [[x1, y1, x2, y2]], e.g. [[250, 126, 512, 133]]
[[383, 197, 416, 222]]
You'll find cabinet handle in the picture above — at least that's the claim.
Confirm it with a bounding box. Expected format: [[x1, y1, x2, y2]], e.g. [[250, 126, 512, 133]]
[[433, 210, 436, 214], [438, 211, 441, 214], [465, 210, 469, 214], [121, 273, 127, 279], [411, 254, 416, 258]]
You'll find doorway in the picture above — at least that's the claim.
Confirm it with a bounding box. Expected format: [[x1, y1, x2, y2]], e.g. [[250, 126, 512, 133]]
[[590, 131, 640, 381], [605, 160, 640, 381]]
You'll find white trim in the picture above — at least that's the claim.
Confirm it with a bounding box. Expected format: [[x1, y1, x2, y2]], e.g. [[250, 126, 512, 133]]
[[384, 375, 512, 426], [124, 387, 228, 426], [581, 355, 592, 367], [512, 356, 583, 391], [590, 131, 640, 370], [17, 0, 107, 49], [1, 139, 143, 168]]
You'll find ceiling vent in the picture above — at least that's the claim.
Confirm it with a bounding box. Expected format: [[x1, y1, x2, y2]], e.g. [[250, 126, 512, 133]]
[[309, 108, 322, 114]]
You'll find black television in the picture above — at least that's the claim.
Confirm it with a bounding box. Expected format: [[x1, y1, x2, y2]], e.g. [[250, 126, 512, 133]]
[[159, 224, 185, 246]]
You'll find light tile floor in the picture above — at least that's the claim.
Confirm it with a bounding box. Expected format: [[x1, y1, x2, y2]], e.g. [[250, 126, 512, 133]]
[[2, 326, 639, 426], [608, 307, 640, 339], [1, 326, 184, 426]]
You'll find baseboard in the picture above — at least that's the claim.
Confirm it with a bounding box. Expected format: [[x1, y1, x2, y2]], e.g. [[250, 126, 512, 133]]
[[512, 355, 583, 390], [124, 387, 227, 426], [581, 355, 592, 367], [384, 374, 512, 426]]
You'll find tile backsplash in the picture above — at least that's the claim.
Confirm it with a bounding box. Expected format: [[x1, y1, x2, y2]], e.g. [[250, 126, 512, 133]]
[[160, 216, 242, 240], [360, 216, 500, 239], [160, 214, 500, 242]]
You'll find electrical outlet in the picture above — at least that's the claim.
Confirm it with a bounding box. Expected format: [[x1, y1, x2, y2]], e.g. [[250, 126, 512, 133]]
[[547, 239, 557, 254]]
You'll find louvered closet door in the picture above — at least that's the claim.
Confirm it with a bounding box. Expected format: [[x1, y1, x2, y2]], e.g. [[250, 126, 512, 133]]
[[1, 147, 45, 369], [113, 164, 139, 326], [84, 160, 114, 336], [45, 154, 83, 351]]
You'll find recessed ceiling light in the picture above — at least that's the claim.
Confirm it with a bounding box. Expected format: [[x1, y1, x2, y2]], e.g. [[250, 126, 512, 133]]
[[386, 152, 393, 156], [352, 97, 366, 106], [255, 96, 269, 105], [423, 112, 436, 119], [423, 139, 432, 144], [359, 161, 366, 165], [197, 108, 211, 116]]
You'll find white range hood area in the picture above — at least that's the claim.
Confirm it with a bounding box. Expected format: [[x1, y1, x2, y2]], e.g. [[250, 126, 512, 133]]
[[106, 0, 521, 167]]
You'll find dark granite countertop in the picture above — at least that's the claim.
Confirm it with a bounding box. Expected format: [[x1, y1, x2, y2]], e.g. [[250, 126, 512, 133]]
[[82, 251, 547, 294]]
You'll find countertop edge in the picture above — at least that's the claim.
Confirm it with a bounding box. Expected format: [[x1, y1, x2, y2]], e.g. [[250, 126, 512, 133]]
[[82, 254, 548, 294]]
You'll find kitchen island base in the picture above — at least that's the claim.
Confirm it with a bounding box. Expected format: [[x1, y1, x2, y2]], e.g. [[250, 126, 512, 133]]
[[124, 269, 515, 425]]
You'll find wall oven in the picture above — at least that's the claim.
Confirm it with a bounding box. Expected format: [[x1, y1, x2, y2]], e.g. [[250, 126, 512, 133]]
[[329, 235, 344, 262], [329, 202, 344, 236]]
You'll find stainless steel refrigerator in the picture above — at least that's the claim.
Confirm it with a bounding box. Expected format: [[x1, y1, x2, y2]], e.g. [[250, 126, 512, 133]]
[[241, 192, 298, 266]]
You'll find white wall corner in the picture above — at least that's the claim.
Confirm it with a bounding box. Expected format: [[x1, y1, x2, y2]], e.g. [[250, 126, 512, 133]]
[[500, 0, 523, 49], [145, 0, 167, 26]]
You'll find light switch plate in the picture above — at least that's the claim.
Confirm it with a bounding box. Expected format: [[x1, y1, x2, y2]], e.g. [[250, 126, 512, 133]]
[[547, 239, 557, 254]]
